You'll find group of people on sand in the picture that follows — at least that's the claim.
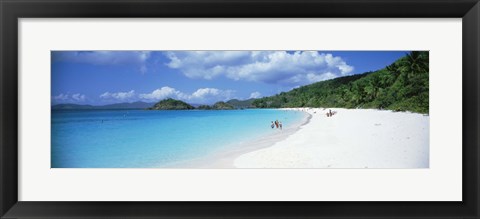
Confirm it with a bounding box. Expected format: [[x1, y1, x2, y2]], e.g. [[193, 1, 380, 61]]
[[326, 109, 336, 117], [271, 120, 283, 130]]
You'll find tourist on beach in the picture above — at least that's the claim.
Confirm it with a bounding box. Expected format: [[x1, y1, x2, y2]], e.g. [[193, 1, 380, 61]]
[[279, 122, 283, 130], [326, 109, 333, 117], [271, 121, 275, 129], [275, 120, 279, 128]]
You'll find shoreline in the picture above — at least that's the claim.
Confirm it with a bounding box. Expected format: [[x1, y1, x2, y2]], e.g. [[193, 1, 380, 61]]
[[234, 108, 429, 168], [164, 109, 312, 168], [158, 107, 429, 169]]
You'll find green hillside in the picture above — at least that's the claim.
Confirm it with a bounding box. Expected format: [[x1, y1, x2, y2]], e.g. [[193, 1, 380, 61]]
[[148, 98, 195, 110], [252, 51, 429, 114], [197, 105, 212, 110], [197, 101, 235, 110], [212, 101, 235, 110], [226, 98, 255, 108]]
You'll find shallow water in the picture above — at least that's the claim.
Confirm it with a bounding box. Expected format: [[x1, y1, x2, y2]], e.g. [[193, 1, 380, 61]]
[[51, 109, 306, 168]]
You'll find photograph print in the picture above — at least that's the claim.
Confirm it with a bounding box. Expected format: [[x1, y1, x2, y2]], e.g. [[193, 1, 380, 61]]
[[51, 51, 429, 168]]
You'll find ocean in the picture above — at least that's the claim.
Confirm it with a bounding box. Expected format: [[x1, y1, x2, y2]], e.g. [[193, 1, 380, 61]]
[[51, 109, 307, 168]]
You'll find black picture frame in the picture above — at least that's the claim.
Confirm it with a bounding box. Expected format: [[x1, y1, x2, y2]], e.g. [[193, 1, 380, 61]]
[[1, 0, 479, 218]]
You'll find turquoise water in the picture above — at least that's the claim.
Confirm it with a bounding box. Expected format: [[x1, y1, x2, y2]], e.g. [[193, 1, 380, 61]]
[[51, 109, 306, 168]]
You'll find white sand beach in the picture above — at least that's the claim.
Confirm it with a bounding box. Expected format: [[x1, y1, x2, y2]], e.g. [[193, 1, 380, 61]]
[[234, 108, 429, 168]]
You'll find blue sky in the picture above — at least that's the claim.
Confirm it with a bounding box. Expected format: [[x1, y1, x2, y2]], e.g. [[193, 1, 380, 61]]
[[51, 51, 409, 105]]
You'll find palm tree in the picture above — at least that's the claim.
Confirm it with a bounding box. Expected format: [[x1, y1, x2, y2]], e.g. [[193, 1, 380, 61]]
[[386, 63, 404, 81], [403, 51, 428, 79]]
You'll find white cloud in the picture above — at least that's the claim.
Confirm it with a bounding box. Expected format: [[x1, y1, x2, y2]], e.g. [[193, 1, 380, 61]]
[[53, 93, 69, 101], [100, 90, 135, 101], [190, 88, 235, 102], [53, 51, 151, 73], [191, 88, 219, 99], [164, 51, 354, 86], [138, 87, 187, 100], [139, 86, 234, 104], [52, 93, 86, 103], [71, 93, 86, 102], [249, 91, 262, 99]]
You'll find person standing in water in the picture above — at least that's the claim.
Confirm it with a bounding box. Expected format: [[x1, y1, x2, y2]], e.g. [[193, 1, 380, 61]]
[[279, 121, 283, 130], [271, 121, 275, 129]]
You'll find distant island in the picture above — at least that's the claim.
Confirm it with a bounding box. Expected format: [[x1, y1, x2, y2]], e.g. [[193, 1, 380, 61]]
[[52, 98, 255, 111], [197, 101, 234, 110], [148, 98, 195, 110], [149, 99, 235, 110], [226, 99, 255, 108], [146, 98, 255, 110], [52, 101, 155, 110]]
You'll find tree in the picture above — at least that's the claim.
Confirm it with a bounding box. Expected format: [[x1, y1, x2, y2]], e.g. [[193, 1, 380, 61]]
[[251, 52, 429, 113]]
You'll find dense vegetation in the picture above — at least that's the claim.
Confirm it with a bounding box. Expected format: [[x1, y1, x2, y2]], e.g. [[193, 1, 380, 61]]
[[252, 51, 429, 114], [226, 99, 255, 108], [198, 101, 235, 110], [212, 101, 235, 110], [148, 98, 195, 110], [197, 105, 212, 110]]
